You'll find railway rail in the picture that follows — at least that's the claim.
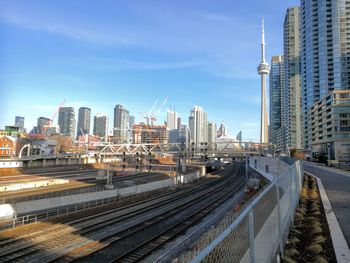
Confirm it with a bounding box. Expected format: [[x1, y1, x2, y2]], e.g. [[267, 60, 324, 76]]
[[0, 164, 245, 263]]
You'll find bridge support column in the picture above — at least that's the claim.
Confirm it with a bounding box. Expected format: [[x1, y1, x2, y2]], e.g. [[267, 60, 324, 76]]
[[55, 158, 59, 166], [67, 157, 71, 165], [43, 159, 46, 168]]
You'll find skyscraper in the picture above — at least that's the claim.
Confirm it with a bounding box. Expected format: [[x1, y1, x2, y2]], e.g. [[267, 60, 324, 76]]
[[129, 115, 135, 143], [93, 113, 108, 140], [208, 122, 217, 144], [189, 106, 208, 144], [177, 117, 181, 129], [37, 117, 51, 135], [284, 6, 303, 150], [301, 0, 350, 150], [77, 107, 91, 138], [257, 18, 270, 144], [236, 131, 242, 145], [14, 116, 24, 130], [58, 107, 76, 138], [167, 110, 178, 130], [269, 55, 285, 152], [217, 122, 228, 138], [113, 104, 129, 143]]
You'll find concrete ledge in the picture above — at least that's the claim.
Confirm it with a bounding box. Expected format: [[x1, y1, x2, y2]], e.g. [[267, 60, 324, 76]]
[[306, 172, 350, 263], [9, 170, 202, 216], [0, 179, 69, 192]]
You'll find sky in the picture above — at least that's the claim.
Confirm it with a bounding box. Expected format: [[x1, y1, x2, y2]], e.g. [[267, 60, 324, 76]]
[[0, 0, 299, 141]]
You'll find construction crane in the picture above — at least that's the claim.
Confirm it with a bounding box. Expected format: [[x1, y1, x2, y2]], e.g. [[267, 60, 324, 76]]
[[42, 99, 66, 135], [144, 99, 158, 125], [150, 96, 169, 125]]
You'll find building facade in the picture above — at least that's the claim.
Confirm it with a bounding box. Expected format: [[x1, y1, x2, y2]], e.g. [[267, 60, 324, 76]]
[[0, 136, 17, 157], [132, 125, 168, 144], [93, 114, 108, 140], [284, 6, 303, 150], [37, 117, 51, 135], [269, 55, 285, 152], [217, 122, 228, 138], [208, 122, 217, 144], [113, 104, 129, 143], [309, 90, 350, 162], [301, 0, 350, 150], [167, 110, 178, 130], [189, 106, 208, 144], [58, 107, 76, 138], [129, 115, 135, 143], [77, 107, 91, 138], [14, 116, 24, 130]]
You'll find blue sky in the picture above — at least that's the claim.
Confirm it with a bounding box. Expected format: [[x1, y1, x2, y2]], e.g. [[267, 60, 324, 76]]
[[0, 0, 299, 141]]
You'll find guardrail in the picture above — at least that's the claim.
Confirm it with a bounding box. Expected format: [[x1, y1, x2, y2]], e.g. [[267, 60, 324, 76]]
[[179, 157, 303, 263]]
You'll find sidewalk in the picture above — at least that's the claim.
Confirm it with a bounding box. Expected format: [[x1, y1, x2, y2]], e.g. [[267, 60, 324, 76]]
[[303, 161, 350, 248]]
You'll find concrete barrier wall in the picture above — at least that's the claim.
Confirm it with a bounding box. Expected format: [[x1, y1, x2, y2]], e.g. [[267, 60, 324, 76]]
[[178, 170, 200, 184], [12, 178, 173, 215], [0, 179, 69, 192], [249, 157, 289, 181], [0, 161, 23, 168]]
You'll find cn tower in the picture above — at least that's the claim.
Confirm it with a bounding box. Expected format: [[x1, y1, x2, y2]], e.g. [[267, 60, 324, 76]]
[[257, 18, 269, 144]]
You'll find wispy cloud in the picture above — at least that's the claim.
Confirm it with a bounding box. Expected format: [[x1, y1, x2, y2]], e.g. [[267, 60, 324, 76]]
[[0, 11, 136, 46], [0, 2, 261, 80], [87, 57, 203, 71]]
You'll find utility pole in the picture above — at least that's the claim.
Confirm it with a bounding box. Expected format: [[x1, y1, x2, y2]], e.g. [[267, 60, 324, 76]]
[[105, 162, 114, 189], [245, 153, 249, 182]]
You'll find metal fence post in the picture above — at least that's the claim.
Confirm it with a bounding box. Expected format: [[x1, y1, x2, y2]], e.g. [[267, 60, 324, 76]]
[[276, 184, 283, 257], [245, 154, 249, 182], [289, 169, 295, 225], [249, 211, 256, 263]]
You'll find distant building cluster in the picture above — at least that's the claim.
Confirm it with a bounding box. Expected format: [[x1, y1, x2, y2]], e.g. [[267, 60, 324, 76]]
[[1, 100, 245, 158], [268, 2, 350, 162]]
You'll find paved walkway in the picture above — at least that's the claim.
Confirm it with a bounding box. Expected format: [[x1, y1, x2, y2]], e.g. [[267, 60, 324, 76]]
[[303, 162, 350, 247]]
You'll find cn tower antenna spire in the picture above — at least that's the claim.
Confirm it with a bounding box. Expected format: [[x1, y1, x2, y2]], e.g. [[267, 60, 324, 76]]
[[257, 17, 269, 144], [261, 17, 266, 63]]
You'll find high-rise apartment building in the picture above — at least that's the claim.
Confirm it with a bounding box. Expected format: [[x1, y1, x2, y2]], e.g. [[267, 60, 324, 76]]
[[37, 117, 51, 135], [208, 122, 217, 145], [301, 0, 350, 150], [284, 6, 303, 150], [93, 114, 108, 140], [167, 110, 178, 130], [179, 124, 190, 146], [113, 104, 129, 143], [77, 107, 91, 138], [189, 106, 208, 144], [129, 115, 135, 143], [308, 91, 350, 162], [14, 116, 24, 130], [58, 107, 76, 138], [269, 55, 285, 152], [177, 117, 181, 129]]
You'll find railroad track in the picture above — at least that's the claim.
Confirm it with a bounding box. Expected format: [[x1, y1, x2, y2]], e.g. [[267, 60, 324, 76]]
[[0, 164, 245, 263]]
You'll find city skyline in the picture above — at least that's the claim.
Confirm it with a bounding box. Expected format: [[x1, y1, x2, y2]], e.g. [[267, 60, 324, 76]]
[[0, 0, 300, 141]]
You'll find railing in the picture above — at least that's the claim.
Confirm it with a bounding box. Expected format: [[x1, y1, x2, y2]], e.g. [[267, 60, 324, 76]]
[[178, 157, 303, 263], [3, 192, 150, 230]]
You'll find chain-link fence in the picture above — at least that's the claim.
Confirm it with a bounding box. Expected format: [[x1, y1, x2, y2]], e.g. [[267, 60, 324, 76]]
[[178, 158, 303, 263]]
